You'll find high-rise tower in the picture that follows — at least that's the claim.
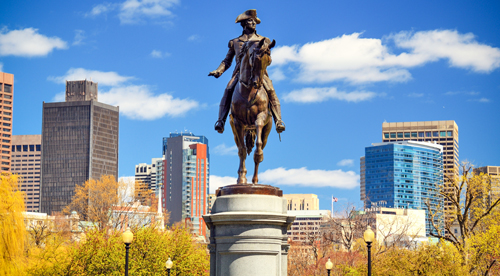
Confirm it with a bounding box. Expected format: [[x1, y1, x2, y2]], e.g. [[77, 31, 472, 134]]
[[0, 72, 14, 172], [40, 80, 119, 215], [163, 133, 209, 237]]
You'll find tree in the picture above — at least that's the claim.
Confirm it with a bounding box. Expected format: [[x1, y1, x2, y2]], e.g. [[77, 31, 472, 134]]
[[26, 226, 209, 275], [0, 173, 26, 276], [426, 162, 500, 275], [63, 175, 168, 231], [322, 203, 369, 252]]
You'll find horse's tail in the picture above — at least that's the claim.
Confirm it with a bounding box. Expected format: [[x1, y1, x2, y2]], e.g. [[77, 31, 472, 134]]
[[245, 129, 255, 156]]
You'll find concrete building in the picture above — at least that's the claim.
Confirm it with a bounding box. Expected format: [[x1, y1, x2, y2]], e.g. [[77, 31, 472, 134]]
[[135, 158, 162, 192], [363, 141, 444, 235], [163, 132, 209, 237], [284, 194, 319, 211], [11, 135, 42, 212], [474, 166, 500, 208], [40, 80, 119, 215], [0, 72, 14, 172], [367, 207, 427, 245], [287, 210, 330, 242], [208, 193, 216, 214]]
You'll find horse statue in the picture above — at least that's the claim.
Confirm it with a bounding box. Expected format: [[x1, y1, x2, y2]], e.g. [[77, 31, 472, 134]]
[[229, 38, 276, 185]]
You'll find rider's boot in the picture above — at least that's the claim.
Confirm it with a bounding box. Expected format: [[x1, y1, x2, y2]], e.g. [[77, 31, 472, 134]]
[[215, 88, 232, 134], [268, 89, 285, 133]]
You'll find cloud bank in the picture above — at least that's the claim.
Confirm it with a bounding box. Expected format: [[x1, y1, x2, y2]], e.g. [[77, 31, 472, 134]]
[[272, 30, 500, 84], [49, 68, 198, 120], [0, 28, 67, 57], [210, 167, 359, 193], [88, 0, 179, 25], [283, 87, 377, 103]]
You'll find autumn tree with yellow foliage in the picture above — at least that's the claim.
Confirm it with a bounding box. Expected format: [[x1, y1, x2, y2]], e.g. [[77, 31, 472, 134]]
[[0, 173, 26, 276]]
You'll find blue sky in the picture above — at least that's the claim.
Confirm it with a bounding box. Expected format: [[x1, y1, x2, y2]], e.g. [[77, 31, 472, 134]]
[[2, 0, 499, 211]]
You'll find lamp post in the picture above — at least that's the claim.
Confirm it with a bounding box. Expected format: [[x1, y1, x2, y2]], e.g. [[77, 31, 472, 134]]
[[325, 257, 333, 276], [122, 228, 134, 276], [363, 225, 375, 276], [165, 257, 173, 276]]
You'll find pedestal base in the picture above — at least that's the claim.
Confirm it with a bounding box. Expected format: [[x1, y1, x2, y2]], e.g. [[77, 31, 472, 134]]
[[203, 185, 295, 276]]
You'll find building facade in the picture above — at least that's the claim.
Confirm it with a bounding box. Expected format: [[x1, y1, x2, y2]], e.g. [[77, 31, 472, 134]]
[[363, 141, 444, 235], [40, 80, 119, 215], [12, 135, 42, 212], [474, 166, 500, 208], [284, 194, 320, 211], [0, 72, 14, 172], [135, 157, 162, 192], [163, 133, 209, 237], [287, 210, 330, 243]]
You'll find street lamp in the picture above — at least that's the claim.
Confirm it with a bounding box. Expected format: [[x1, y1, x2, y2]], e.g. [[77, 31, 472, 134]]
[[165, 257, 173, 276], [325, 257, 333, 276], [364, 225, 375, 276], [122, 228, 134, 276]]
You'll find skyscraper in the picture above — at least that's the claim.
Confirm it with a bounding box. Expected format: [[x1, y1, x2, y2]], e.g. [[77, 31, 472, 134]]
[[40, 80, 119, 215], [163, 133, 209, 237], [0, 72, 14, 172], [135, 157, 162, 192], [382, 120, 458, 214], [363, 141, 444, 235], [11, 135, 42, 212]]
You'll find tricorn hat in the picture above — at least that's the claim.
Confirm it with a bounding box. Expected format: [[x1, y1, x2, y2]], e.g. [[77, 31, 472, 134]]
[[235, 9, 261, 24]]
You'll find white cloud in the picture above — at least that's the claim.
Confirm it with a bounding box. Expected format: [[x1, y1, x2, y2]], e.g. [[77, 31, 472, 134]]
[[48, 68, 133, 86], [50, 68, 198, 120], [150, 49, 171, 58], [283, 87, 377, 103], [393, 30, 500, 73], [337, 159, 354, 167], [259, 167, 359, 189], [408, 93, 424, 98], [213, 144, 237, 156], [0, 28, 67, 57], [73, 30, 85, 46], [187, 34, 200, 42], [52, 91, 65, 102], [209, 175, 237, 194], [87, 3, 118, 17], [272, 30, 500, 84], [469, 97, 490, 103], [445, 91, 480, 96], [119, 0, 179, 24], [269, 68, 286, 81], [99, 85, 199, 120]]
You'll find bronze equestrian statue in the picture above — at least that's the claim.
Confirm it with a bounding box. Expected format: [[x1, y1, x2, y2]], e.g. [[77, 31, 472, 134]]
[[209, 9, 285, 134], [209, 10, 282, 184]]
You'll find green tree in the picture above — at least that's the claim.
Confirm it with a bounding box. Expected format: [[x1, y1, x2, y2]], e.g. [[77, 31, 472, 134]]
[[0, 173, 26, 276]]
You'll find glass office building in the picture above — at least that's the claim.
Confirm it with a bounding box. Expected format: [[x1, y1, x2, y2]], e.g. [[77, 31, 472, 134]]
[[364, 141, 444, 235]]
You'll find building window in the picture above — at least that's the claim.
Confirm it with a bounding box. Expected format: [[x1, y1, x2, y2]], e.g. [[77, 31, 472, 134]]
[[397, 133, 403, 138], [23, 145, 28, 152], [418, 132, 424, 137], [384, 133, 389, 138], [4, 85, 11, 93], [404, 133, 410, 138], [390, 133, 396, 138], [29, 145, 34, 151], [440, 131, 446, 137], [36, 145, 41, 151], [433, 132, 439, 137]]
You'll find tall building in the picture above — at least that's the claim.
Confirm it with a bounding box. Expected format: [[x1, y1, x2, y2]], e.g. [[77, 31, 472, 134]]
[[360, 156, 366, 204], [382, 121, 458, 215], [287, 210, 330, 242], [11, 135, 42, 212], [0, 72, 14, 172], [163, 132, 209, 237], [474, 166, 500, 208], [363, 141, 444, 235], [284, 194, 320, 211], [40, 80, 119, 215]]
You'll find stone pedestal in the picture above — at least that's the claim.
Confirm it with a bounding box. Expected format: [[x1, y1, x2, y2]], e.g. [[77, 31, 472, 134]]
[[203, 184, 295, 276]]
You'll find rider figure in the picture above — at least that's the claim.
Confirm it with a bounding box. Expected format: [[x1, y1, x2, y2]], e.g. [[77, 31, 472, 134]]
[[209, 9, 286, 134]]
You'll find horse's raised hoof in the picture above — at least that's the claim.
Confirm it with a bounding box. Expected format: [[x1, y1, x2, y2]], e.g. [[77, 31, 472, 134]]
[[214, 120, 225, 133]]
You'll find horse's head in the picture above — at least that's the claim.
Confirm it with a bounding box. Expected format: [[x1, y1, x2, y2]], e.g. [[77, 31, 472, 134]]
[[249, 39, 276, 89]]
